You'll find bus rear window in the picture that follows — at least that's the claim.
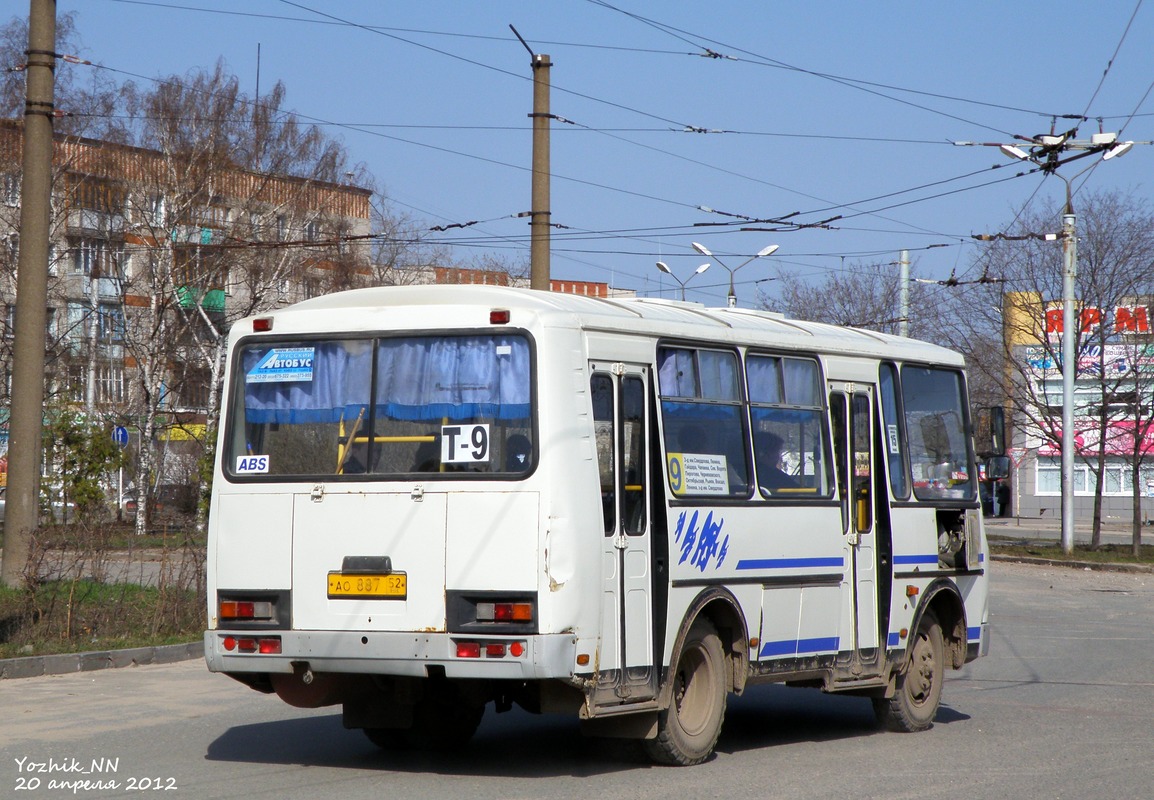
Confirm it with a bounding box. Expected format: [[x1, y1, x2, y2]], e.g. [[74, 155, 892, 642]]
[[227, 334, 533, 479]]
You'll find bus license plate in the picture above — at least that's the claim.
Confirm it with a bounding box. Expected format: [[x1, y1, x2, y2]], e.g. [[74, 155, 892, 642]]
[[327, 572, 407, 599]]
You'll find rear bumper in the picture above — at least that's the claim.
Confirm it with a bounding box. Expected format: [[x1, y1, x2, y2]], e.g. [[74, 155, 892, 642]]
[[204, 629, 577, 680]]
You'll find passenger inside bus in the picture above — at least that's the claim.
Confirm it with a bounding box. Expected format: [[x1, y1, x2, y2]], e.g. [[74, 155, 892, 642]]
[[755, 431, 799, 494], [505, 434, 532, 472]]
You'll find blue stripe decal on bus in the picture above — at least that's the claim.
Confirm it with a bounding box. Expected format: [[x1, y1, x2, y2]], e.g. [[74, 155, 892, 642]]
[[893, 554, 938, 565], [736, 557, 844, 570], [759, 636, 840, 658]]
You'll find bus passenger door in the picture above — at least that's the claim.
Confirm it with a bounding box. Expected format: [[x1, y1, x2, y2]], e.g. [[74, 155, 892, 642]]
[[829, 385, 880, 667], [590, 363, 656, 705]]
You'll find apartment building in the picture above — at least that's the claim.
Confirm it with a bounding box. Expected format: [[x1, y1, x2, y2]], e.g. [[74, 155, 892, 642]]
[[0, 119, 373, 485]]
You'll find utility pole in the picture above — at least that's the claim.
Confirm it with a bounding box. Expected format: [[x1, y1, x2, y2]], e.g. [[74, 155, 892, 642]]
[[2, 0, 56, 588], [959, 126, 1142, 555], [528, 52, 551, 290], [898, 249, 910, 337], [1060, 205, 1077, 554], [510, 26, 551, 291]]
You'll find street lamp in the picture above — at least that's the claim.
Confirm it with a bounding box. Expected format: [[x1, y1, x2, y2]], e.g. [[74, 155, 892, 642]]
[[655, 260, 710, 301], [690, 242, 779, 307]]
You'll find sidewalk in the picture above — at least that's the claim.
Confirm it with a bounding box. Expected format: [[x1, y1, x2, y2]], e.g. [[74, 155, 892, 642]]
[[984, 514, 1149, 547]]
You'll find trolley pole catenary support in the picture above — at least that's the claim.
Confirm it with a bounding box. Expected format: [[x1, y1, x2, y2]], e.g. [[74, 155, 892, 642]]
[[2, 0, 56, 588], [528, 50, 552, 290]]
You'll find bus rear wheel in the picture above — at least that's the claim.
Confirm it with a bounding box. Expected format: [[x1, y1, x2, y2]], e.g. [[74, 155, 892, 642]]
[[643, 618, 727, 766], [874, 609, 944, 732]]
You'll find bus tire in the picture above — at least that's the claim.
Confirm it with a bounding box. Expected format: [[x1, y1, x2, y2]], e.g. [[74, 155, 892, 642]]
[[643, 618, 727, 766], [874, 609, 944, 732]]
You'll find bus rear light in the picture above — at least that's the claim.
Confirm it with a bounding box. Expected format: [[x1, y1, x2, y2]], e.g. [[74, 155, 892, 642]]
[[253, 317, 273, 332], [219, 599, 274, 620], [490, 309, 510, 324], [224, 635, 280, 654], [455, 640, 522, 659], [476, 602, 533, 622]]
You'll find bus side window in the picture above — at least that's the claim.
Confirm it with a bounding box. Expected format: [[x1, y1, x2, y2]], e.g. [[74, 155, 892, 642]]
[[622, 375, 646, 535], [830, 392, 849, 531], [591, 374, 616, 534]]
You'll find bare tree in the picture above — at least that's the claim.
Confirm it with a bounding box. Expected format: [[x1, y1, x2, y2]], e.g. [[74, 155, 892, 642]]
[[764, 259, 943, 341], [103, 62, 374, 533], [952, 189, 1154, 551], [1, 13, 124, 141]]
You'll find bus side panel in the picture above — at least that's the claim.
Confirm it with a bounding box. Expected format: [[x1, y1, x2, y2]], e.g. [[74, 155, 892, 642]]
[[758, 587, 801, 658], [445, 492, 539, 592], [885, 505, 940, 645], [210, 493, 293, 610]]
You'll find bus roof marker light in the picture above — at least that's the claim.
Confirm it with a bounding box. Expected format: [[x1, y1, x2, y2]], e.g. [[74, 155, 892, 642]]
[[490, 309, 510, 324], [253, 317, 273, 332]]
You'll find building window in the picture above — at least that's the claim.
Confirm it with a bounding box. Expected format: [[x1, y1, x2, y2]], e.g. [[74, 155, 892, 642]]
[[2, 173, 19, 206], [1035, 456, 1154, 496], [68, 237, 125, 278]]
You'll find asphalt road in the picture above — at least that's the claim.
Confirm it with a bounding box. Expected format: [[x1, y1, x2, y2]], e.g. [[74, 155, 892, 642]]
[[3, 561, 1154, 799]]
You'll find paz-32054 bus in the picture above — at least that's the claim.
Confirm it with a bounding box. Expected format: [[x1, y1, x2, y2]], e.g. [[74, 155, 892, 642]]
[[205, 285, 994, 765]]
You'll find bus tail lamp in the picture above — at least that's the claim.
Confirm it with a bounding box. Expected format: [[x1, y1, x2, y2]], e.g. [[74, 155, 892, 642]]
[[476, 602, 533, 622], [490, 309, 510, 325], [222, 635, 281, 654], [252, 317, 273, 332], [455, 640, 525, 659], [220, 599, 274, 621]]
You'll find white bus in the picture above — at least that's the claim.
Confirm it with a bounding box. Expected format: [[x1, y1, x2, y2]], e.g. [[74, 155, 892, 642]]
[[205, 284, 993, 765]]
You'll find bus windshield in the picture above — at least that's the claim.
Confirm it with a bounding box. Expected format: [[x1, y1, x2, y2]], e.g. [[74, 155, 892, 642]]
[[225, 333, 533, 479]]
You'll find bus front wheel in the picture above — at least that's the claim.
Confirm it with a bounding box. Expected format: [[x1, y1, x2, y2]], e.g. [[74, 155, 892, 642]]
[[643, 618, 727, 766], [874, 609, 944, 732]]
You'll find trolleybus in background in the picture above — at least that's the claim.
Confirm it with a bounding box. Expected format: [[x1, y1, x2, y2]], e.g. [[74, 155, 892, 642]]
[[205, 285, 997, 766]]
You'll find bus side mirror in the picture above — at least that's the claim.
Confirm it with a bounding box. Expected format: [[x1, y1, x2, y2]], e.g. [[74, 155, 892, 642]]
[[974, 407, 1006, 457], [985, 455, 1011, 481]]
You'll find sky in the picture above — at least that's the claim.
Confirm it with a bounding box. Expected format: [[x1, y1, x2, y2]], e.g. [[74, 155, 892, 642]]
[[33, 0, 1154, 307]]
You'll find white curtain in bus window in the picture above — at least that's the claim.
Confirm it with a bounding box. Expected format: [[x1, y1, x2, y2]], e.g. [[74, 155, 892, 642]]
[[900, 366, 974, 501], [657, 347, 749, 497], [747, 355, 830, 498]]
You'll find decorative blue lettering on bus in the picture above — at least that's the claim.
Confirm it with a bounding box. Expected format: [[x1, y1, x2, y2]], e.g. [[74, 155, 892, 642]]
[[674, 510, 729, 572], [246, 347, 316, 384]]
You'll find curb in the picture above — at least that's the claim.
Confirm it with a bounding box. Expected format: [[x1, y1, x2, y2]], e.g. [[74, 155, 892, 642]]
[[991, 553, 1154, 574], [0, 641, 203, 680]]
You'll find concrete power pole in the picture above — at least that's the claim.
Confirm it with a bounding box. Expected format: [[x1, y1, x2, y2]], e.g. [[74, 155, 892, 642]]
[[528, 52, 551, 291], [1, 0, 56, 588], [1060, 207, 1077, 554], [898, 249, 910, 337]]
